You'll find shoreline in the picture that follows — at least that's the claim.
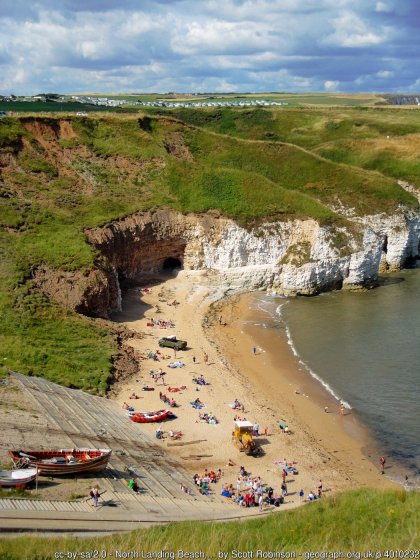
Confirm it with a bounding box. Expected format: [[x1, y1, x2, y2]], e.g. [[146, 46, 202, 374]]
[[111, 271, 396, 510], [209, 293, 389, 484], [207, 291, 395, 491]]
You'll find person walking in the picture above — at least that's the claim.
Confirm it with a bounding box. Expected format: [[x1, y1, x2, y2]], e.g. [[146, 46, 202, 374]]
[[253, 346, 257, 355], [90, 487, 99, 507], [259, 493, 264, 512], [203, 352, 208, 365], [380, 455, 386, 474]]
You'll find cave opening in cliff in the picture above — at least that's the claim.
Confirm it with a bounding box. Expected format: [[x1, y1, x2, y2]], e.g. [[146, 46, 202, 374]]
[[383, 235, 388, 254], [162, 257, 183, 271]]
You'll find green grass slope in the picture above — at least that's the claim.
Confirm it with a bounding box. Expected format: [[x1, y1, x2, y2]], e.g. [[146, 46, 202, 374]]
[[0, 489, 418, 558], [157, 107, 420, 186], [0, 113, 417, 391]]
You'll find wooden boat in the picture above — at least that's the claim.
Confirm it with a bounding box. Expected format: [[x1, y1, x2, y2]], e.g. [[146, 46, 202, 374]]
[[0, 468, 38, 489], [8, 449, 112, 476], [129, 409, 176, 423]]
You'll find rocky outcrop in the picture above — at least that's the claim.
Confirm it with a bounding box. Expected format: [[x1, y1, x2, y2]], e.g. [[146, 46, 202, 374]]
[[33, 206, 419, 318], [32, 264, 120, 318]]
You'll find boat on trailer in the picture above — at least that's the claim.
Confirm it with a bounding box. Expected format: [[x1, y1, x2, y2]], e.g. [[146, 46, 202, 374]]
[[0, 468, 38, 489], [8, 449, 112, 476], [129, 409, 176, 423]]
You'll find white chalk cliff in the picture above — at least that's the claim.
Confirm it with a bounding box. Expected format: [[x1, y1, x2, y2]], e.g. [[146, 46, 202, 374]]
[[80, 200, 420, 316]]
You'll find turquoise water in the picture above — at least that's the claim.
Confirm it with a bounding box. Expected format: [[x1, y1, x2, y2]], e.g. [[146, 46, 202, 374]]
[[255, 268, 420, 486]]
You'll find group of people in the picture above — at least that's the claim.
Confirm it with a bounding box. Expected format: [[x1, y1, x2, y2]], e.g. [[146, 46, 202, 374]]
[[198, 412, 218, 424], [149, 317, 175, 329], [220, 472, 285, 511], [192, 374, 208, 386], [193, 468, 223, 494], [159, 392, 177, 407], [150, 368, 166, 384]]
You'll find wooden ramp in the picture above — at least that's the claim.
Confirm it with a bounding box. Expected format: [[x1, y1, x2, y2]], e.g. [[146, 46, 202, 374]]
[[0, 372, 264, 533]]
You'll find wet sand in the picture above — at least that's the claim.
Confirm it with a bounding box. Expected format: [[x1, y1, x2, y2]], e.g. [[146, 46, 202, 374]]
[[210, 293, 392, 488], [112, 271, 396, 510]]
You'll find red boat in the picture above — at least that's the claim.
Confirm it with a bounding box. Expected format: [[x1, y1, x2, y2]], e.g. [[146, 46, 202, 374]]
[[129, 409, 176, 423], [9, 449, 112, 476]]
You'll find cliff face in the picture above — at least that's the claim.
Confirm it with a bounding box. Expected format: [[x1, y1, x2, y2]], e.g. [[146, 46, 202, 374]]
[[35, 203, 419, 319]]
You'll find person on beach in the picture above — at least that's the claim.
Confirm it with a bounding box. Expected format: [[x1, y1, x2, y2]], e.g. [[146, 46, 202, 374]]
[[299, 489, 304, 501], [318, 479, 323, 498], [203, 352, 209, 365], [380, 455, 386, 474], [253, 346, 257, 355], [281, 482, 287, 497], [340, 403, 345, 416]]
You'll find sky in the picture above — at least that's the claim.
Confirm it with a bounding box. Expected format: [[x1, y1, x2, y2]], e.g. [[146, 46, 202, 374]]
[[0, 0, 419, 95]]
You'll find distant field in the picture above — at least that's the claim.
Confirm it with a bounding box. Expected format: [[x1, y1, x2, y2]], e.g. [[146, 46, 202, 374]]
[[0, 93, 390, 112], [268, 94, 383, 106], [0, 101, 133, 113]]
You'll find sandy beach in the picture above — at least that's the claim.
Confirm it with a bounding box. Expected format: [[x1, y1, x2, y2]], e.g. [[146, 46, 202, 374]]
[[111, 270, 396, 509]]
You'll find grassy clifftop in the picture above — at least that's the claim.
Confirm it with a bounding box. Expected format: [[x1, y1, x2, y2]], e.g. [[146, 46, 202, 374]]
[[0, 488, 418, 557], [0, 111, 418, 391], [156, 106, 420, 185]]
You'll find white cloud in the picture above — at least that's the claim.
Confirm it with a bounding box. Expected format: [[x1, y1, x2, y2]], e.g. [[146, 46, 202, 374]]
[[324, 80, 339, 90], [375, 2, 393, 13], [324, 11, 389, 47], [376, 70, 394, 78]]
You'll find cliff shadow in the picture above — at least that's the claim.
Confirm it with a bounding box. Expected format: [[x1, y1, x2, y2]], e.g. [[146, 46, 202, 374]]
[[111, 272, 182, 326], [111, 288, 154, 324]]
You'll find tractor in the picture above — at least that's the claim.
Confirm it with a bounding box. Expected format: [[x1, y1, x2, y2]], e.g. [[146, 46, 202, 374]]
[[232, 420, 262, 457]]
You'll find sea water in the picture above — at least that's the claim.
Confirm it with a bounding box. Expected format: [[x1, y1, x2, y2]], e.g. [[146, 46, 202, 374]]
[[251, 268, 420, 487]]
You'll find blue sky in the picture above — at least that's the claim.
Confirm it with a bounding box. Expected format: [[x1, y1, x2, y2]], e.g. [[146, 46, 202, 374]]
[[0, 0, 419, 94]]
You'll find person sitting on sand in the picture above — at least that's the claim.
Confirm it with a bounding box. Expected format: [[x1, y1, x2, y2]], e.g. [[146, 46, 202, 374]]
[[128, 478, 141, 494], [129, 392, 139, 399], [308, 491, 317, 501]]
